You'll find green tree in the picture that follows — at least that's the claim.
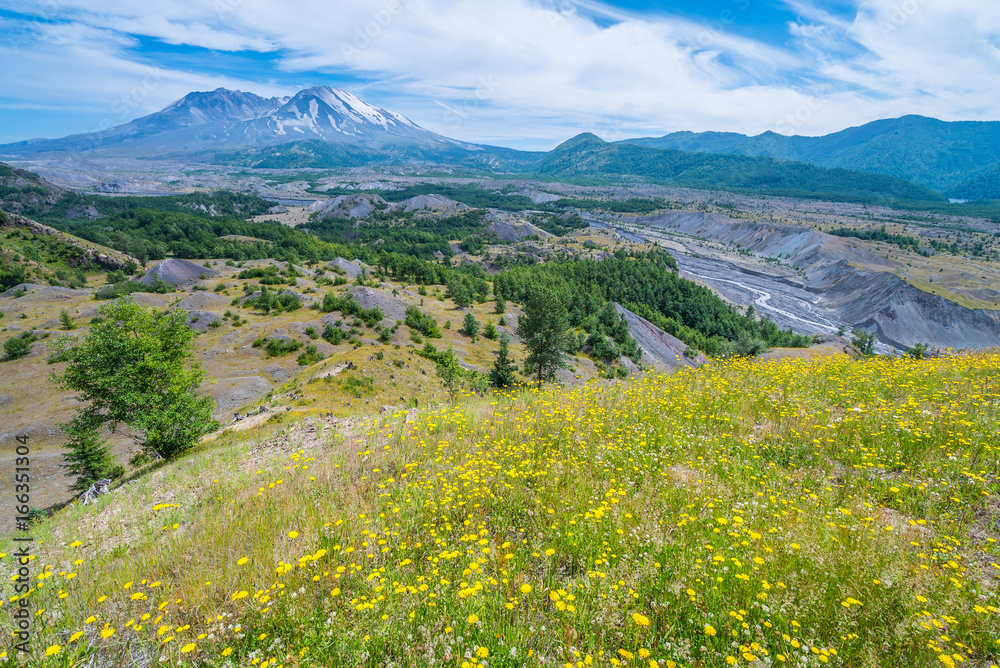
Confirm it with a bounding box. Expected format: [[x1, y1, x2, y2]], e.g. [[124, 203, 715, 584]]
[[851, 328, 877, 357], [435, 347, 464, 402], [517, 287, 571, 385], [3, 332, 36, 360], [447, 275, 472, 308], [483, 320, 497, 340], [59, 309, 77, 330], [462, 312, 480, 339], [0, 264, 27, 289], [489, 332, 517, 389], [53, 297, 218, 468], [60, 420, 124, 491]]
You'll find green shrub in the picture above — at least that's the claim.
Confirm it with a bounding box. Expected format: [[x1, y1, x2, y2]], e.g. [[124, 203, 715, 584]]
[[3, 332, 37, 360], [322, 324, 348, 345], [734, 332, 769, 358], [852, 328, 877, 356], [253, 337, 303, 358], [94, 278, 172, 300], [297, 344, 325, 366], [404, 306, 441, 338], [321, 293, 383, 327]]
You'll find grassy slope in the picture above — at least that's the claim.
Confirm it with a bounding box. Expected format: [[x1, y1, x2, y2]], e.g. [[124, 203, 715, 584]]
[[2, 352, 998, 667], [1, 220, 138, 274], [0, 224, 642, 526], [0, 266, 531, 514]]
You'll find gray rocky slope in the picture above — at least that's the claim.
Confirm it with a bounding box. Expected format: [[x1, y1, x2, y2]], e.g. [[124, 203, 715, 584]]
[[634, 211, 1000, 350]]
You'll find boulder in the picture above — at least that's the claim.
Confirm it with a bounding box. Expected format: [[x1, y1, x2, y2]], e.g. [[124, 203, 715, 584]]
[[137, 259, 219, 286]]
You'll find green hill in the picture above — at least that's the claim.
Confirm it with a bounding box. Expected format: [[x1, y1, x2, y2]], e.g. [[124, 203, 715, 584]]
[[538, 133, 946, 205], [623, 115, 1000, 196], [951, 163, 1000, 200]]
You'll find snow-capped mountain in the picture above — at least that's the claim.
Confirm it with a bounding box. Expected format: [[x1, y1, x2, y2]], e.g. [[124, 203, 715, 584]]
[[0, 86, 471, 158], [239, 86, 464, 148]]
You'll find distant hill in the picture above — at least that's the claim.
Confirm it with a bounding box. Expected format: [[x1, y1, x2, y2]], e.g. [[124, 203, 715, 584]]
[[537, 133, 946, 205], [622, 115, 1000, 197]]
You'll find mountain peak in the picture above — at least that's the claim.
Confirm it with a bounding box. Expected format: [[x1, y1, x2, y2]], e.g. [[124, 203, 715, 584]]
[[554, 132, 606, 150], [152, 88, 286, 127], [254, 86, 443, 147], [571, 132, 605, 143]]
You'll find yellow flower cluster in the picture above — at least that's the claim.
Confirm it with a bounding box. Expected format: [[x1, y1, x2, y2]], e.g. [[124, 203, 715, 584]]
[[3, 353, 999, 666]]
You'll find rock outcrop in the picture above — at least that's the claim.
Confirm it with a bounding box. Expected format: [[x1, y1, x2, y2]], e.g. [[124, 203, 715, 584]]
[[614, 304, 703, 372], [137, 259, 219, 286]]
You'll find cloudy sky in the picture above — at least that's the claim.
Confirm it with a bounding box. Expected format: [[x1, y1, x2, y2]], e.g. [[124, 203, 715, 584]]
[[0, 0, 997, 149]]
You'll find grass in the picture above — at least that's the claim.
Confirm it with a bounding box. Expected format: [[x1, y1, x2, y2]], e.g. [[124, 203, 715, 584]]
[[0, 258, 537, 523], [2, 352, 999, 667]]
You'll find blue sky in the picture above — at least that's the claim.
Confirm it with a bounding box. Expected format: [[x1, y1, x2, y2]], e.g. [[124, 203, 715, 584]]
[[1, 0, 997, 149]]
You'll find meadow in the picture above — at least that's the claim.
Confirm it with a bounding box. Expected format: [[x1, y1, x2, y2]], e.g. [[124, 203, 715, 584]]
[[2, 352, 998, 667]]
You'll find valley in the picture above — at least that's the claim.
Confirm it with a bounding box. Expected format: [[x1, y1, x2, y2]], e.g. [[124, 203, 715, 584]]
[[4, 160, 999, 518]]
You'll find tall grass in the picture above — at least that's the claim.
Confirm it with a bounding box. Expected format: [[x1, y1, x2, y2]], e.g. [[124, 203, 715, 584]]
[[3, 353, 999, 667]]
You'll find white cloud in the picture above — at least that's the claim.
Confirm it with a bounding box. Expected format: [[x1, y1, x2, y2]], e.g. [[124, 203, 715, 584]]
[[0, 16, 289, 141], [787, 0, 1000, 121], [1, 0, 998, 148]]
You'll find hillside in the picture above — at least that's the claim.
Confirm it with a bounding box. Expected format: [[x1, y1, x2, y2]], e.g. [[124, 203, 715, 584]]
[[538, 134, 946, 206], [624, 210, 1000, 350], [0, 162, 72, 218], [4, 216, 777, 517], [1, 212, 139, 288], [2, 351, 998, 666], [951, 163, 1000, 200], [623, 116, 1000, 197]]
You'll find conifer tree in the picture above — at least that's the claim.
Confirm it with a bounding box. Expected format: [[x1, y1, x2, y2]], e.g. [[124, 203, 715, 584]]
[[60, 420, 124, 491], [447, 275, 472, 308], [59, 309, 77, 330], [517, 286, 571, 385], [435, 347, 464, 401], [489, 332, 517, 389], [462, 312, 480, 339]]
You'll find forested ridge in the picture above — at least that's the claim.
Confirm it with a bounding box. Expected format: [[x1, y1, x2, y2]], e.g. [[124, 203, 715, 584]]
[[538, 134, 947, 205]]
